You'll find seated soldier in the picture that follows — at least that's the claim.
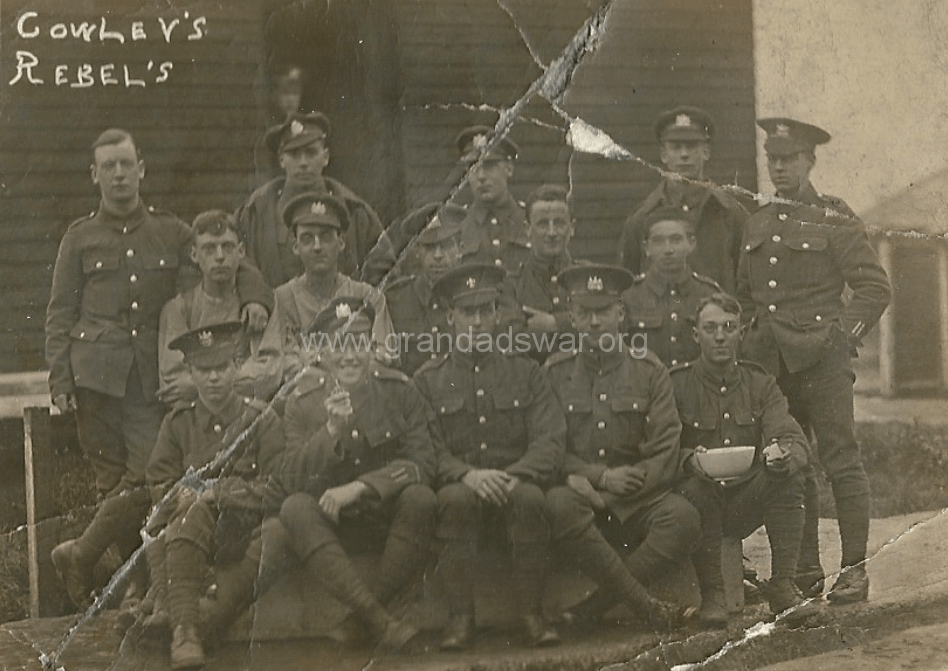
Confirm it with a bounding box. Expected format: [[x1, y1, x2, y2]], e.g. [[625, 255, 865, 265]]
[[384, 203, 464, 374], [508, 184, 577, 363], [237, 111, 383, 284], [622, 205, 722, 368], [152, 322, 285, 669], [543, 264, 699, 630], [158, 210, 282, 409], [270, 297, 437, 651], [672, 293, 819, 623], [272, 192, 393, 376], [413, 264, 566, 651]]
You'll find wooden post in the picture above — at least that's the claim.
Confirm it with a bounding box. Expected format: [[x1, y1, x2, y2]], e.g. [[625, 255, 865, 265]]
[[721, 536, 745, 614], [24, 406, 66, 618], [938, 242, 948, 393], [876, 237, 895, 397]]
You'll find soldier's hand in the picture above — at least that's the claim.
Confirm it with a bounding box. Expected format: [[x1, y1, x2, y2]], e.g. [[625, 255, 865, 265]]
[[762, 442, 791, 475], [319, 481, 368, 522], [241, 302, 269, 333], [600, 465, 646, 496], [523, 306, 557, 333], [325, 389, 353, 437], [461, 469, 512, 506], [688, 446, 710, 478], [52, 393, 77, 414], [157, 379, 197, 406]]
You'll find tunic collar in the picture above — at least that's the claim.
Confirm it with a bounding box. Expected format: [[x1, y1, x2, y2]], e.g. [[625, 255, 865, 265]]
[[693, 357, 742, 394]]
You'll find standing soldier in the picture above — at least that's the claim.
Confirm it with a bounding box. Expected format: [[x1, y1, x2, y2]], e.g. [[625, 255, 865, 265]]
[[275, 297, 437, 652], [544, 264, 700, 629], [619, 106, 747, 293], [384, 203, 464, 374], [414, 264, 566, 651], [360, 126, 528, 285], [157, 322, 286, 669], [737, 118, 891, 604], [272, 193, 393, 375], [237, 111, 383, 284], [673, 294, 818, 623], [508, 184, 576, 362], [622, 206, 722, 368], [46, 130, 271, 607]]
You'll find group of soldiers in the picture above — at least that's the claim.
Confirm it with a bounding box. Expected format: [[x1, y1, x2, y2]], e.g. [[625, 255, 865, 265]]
[[44, 104, 891, 668]]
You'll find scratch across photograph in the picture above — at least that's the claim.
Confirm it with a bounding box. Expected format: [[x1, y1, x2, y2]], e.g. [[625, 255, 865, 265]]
[[1, 0, 948, 670]]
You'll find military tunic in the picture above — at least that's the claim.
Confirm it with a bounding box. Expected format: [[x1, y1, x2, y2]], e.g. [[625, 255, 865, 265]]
[[457, 193, 532, 271], [45, 201, 273, 494], [508, 253, 574, 358], [413, 350, 565, 487], [544, 348, 682, 522], [621, 268, 722, 367], [619, 181, 747, 294], [235, 176, 383, 286], [384, 275, 450, 375]]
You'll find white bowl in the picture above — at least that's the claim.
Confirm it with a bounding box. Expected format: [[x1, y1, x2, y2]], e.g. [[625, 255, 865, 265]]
[[695, 445, 756, 480]]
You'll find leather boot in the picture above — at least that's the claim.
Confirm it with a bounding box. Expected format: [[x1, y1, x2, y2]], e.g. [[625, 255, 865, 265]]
[[51, 540, 95, 610], [512, 543, 560, 648], [691, 545, 728, 628], [437, 540, 477, 649], [170, 623, 205, 669], [166, 540, 207, 636]]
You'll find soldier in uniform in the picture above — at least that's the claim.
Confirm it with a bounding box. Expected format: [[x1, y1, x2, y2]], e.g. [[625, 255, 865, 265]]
[[508, 184, 576, 362], [414, 264, 566, 651], [736, 118, 892, 603], [236, 111, 383, 285], [619, 106, 747, 293], [150, 322, 285, 669], [47, 129, 271, 607], [384, 203, 464, 374], [273, 297, 437, 652], [672, 293, 818, 623], [622, 205, 723, 367], [272, 192, 393, 375], [543, 264, 699, 629], [158, 210, 282, 408], [360, 126, 528, 285]]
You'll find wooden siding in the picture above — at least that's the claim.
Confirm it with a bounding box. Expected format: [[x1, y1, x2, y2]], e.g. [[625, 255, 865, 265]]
[[0, 0, 266, 373]]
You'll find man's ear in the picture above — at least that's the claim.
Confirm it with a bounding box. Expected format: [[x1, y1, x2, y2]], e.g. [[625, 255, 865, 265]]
[[89, 163, 98, 186], [446, 307, 456, 327], [503, 160, 514, 179], [189, 245, 199, 265], [693, 325, 700, 345], [237, 241, 246, 260], [138, 159, 146, 180]]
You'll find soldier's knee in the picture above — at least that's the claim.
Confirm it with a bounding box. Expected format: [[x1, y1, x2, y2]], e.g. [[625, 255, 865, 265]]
[[657, 493, 702, 537], [508, 482, 545, 511], [437, 482, 477, 512], [279, 492, 325, 532]]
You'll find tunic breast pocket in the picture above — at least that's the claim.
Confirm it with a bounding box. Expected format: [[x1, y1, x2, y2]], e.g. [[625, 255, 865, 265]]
[[141, 253, 179, 293], [628, 309, 663, 332], [609, 393, 650, 447], [435, 396, 470, 455], [730, 412, 762, 450], [782, 234, 830, 278], [80, 252, 122, 315], [491, 389, 532, 445], [681, 414, 718, 450], [365, 415, 409, 462]]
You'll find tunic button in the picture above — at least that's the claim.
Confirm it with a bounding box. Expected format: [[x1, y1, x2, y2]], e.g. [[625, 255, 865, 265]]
[[480, 443, 488, 450], [598, 449, 606, 457], [670, 289, 677, 296], [723, 438, 732, 446], [769, 256, 778, 265], [768, 304, 777, 313], [551, 275, 558, 284], [126, 249, 134, 258], [597, 421, 606, 429], [432, 303, 439, 310], [682, 204, 690, 212], [632, 402, 639, 410], [778, 213, 788, 221], [354, 458, 361, 465], [479, 416, 487, 424], [476, 389, 485, 397], [159, 259, 166, 266], [670, 312, 678, 321], [815, 315, 822, 322], [79, 331, 86, 338], [670, 336, 677, 343], [693, 421, 700, 428], [513, 399, 519, 407], [95, 261, 103, 269], [213, 424, 222, 433], [768, 280, 777, 288], [670, 359, 678, 365], [490, 217, 498, 225], [130, 274, 138, 282], [494, 259, 503, 267], [745, 245, 751, 251], [131, 301, 139, 310], [440, 406, 446, 413], [637, 322, 645, 328], [373, 370, 380, 378], [723, 412, 731, 420], [772, 235, 781, 243], [552, 297, 560, 306], [131, 329, 138, 337], [474, 366, 480, 374], [385, 431, 391, 438], [431, 326, 439, 333], [802, 242, 810, 249], [351, 429, 360, 439], [599, 393, 607, 402], [567, 404, 574, 412], [720, 386, 727, 393], [492, 239, 501, 247]]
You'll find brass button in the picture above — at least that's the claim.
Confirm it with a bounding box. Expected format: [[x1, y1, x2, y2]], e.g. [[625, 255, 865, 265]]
[[131, 301, 139, 310], [772, 235, 781, 243], [597, 421, 606, 429], [802, 242, 810, 249], [670, 336, 677, 343], [126, 249, 134, 258], [769, 304, 777, 313], [479, 416, 487, 424], [778, 213, 787, 221], [476, 389, 485, 397], [213, 424, 222, 433], [351, 429, 360, 439], [480, 443, 488, 450], [769, 256, 778, 265], [599, 394, 607, 402], [492, 239, 501, 247], [720, 386, 727, 393], [129, 274, 138, 283], [723, 412, 731, 420], [768, 280, 777, 288], [95, 261, 103, 269], [552, 297, 560, 306], [723, 438, 732, 446], [598, 448, 606, 457]]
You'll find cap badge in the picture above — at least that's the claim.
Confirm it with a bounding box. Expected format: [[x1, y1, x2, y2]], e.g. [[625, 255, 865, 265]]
[[198, 330, 214, 347], [775, 123, 791, 138], [587, 276, 604, 292], [675, 114, 692, 127], [472, 134, 488, 149], [290, 120, 305, 136], [335, 303, 352, 320], [466, 277, 477, 289], [311, 202, 327, 216]]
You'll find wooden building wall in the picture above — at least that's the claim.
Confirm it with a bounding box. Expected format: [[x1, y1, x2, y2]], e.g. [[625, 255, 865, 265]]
[[0, 0, 266, 374]]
